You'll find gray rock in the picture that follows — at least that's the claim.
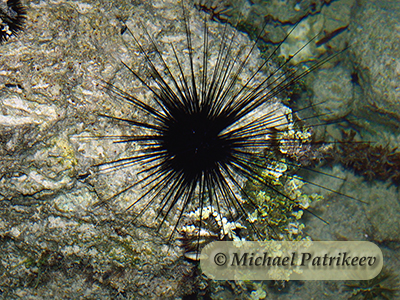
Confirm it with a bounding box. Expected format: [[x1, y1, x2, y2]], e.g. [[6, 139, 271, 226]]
[[311, 65, 355, 121], [349, 0, 400, 128]]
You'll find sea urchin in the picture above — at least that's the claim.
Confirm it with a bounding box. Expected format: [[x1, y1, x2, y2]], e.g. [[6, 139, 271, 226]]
[[91, 2, 340, 243]]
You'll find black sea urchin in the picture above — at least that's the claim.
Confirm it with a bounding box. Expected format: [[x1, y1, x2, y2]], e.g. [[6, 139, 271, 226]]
[[90, 2, 346, 242], [0, 0, 26, 43]]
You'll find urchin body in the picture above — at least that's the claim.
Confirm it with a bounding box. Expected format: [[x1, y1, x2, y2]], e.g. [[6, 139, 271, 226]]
[[163, 110, 233, 177]]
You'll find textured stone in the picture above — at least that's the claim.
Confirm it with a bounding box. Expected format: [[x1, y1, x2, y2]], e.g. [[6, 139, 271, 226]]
[[349, 0, 400, 128], [311, 65, 355, 121]]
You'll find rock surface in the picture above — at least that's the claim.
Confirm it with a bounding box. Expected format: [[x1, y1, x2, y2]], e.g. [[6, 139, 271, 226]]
[[349, 0, 400, 129]]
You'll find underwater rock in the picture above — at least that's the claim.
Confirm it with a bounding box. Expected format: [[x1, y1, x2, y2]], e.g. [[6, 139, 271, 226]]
[[0, 1, 109, 199], [349, 0, 400, 128], [0, 191, 196, 298], [0, 92, 73, 199], [194, 0, 353, 62], [310, 65, 355, 121], [280, 0, 354, 63]]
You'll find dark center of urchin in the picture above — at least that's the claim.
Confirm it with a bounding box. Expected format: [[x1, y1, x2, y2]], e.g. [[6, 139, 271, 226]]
[[162, 110, 233, 179]]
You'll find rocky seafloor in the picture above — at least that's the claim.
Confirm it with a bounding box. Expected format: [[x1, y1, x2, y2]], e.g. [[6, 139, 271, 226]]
[[0, 0, 399, 299]]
